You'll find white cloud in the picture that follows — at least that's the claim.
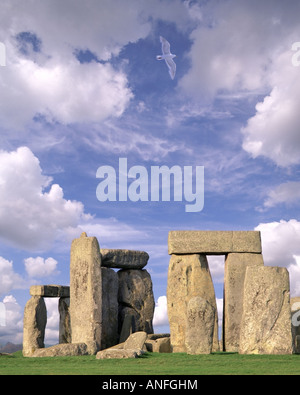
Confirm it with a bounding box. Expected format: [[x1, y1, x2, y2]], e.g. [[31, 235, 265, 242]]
[[177, 0, 300, 167], [0, 0, 193, 131], [44, 298, 59, 345], [0, 257, 25, 296], [0, 147, 89, 251], [255, 219, 300, 296], [242, 51, 300, 167], [153, 295, 169, 327], [263, 181, 300, 208], [24, 257, 59, 278], [0, 50, 133, 129], [0, 295, 23, 344]]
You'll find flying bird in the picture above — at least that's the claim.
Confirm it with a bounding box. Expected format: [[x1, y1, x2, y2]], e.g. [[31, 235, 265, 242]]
[[156, 36, 176, 80]]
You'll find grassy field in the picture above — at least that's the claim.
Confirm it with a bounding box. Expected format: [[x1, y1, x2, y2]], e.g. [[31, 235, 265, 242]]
[[0, 351, 300, 375]]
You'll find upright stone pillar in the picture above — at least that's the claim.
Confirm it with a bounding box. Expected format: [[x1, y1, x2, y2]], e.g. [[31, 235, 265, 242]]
[[239, 266, 293, 354], [118, 269, 155, 337], [70, 232, 102, 354], [223, 253, 264, 352], [185, 296, 216, 354], [291, 297, 300, 354], [59, 297, 71, 344], [23, 296, 47, 357], [101, 267, 119, 349], [167, 254, 219, 353]]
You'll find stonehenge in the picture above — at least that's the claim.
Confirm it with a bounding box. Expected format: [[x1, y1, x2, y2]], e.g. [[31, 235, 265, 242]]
[[167, 230, 296, 355], [22, 232, 154, 357], [23, 229, 299, 357]]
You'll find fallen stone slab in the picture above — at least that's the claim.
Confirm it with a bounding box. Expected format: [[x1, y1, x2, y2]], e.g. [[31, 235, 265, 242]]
[[30, 285, 70, 297], [124, 331, 147, 350], [168, 231, 262, 255], [100, 249, 149, 269], [96, 348, 139, 359], [145, 336, 171, 353], [32, 343, 88, 357]]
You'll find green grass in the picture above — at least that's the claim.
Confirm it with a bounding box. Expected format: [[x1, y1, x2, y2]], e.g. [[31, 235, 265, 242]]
[[0, 351, 300, 375]]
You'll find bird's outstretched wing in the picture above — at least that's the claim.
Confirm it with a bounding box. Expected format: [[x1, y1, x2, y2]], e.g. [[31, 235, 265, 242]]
[[160, 36, 171, 55], [165, 57, 176, 80]]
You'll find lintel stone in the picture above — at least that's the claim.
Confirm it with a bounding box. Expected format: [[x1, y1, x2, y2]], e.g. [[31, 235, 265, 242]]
[[30, 285, 70, 298], [101, 249, 149, 269], [168, 231, 261, 255]]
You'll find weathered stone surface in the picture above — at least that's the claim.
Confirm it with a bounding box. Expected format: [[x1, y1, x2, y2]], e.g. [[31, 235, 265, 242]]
[[295, 336, 300, 354], [23, 296, 47, 357], [101, 249, 149, 269], [101, 267, 119, 349], [124, 331, 147, 350], [119, 313, 135, 343], [70, 232, 102, 353], [145, 337, 171, 353], [32, 343, 88, 357], [59, 297, 71, 344], [168, 231, 262, 255], [239, 266, 293, 355], [167, 254, 219, 352], [96, 348, 138, 359], [223, 253, 264, 352], [118, 269, 155, 335], [30, 285, 70, 298], [185, 297, 216, 354], [291, 297, 300, 353]]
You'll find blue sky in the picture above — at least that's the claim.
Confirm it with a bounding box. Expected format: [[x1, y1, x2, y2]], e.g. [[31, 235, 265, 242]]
[[0, 0, 300, 345]]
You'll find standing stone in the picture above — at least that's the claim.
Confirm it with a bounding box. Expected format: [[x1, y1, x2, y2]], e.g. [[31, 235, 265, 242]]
[[239, 266, 293, 355], [118, 269, 155, 336], [59, 297, 71, 344], [185, 297, 216, 354], [101, 267, 119, 349], [223, 253, 264, 352], [119, 313, 135, 343], [167, 254, 219, 352], [291, 297, 300, 353], [70, 232, 102, 354], [23, 296, 47, 357]]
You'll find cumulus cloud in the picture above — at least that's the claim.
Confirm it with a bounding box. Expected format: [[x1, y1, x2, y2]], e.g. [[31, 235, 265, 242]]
[[0, 0, 194, 131], [24, 257, 59, 278], [177, 0, 300, 166], [0, 295, 23, 344], [242, 50, 300, 167], [255, 219, 300, 295], [0, 47, 133, 129], [0, 146, 89, 251], [0, 257, 25, 296]]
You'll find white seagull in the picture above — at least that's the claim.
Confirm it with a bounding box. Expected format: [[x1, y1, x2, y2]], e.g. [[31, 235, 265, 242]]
[[156, 36, 176, 80]]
